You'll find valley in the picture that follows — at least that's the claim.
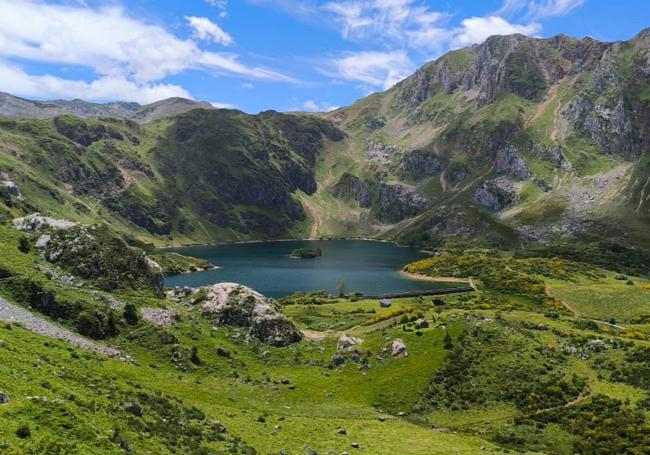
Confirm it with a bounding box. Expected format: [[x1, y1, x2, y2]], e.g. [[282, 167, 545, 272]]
[[0, 26, 650, 455]]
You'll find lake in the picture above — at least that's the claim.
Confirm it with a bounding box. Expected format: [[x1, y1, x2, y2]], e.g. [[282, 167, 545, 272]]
[[164, 240, 451, 298]]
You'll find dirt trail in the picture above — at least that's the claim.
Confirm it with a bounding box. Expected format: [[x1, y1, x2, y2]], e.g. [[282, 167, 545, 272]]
[[636, 176, 650, 213], [526, 82, 561, 128], [0, 296, 126, 359], [303, 168, 336, 240], [439, 168, 448, 192]]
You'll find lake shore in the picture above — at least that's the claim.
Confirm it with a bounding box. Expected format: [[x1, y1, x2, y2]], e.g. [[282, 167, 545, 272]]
[[400, 270, 470, 284]]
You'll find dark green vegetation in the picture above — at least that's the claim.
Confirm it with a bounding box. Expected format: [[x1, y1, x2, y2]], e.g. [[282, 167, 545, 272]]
[[0, 109, 343, 245], [289, 247, 322, 259], [153, 252, 216, 275]]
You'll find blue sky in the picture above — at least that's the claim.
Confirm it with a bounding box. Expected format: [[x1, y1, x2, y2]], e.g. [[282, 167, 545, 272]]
[[0, 0, 647, 112]]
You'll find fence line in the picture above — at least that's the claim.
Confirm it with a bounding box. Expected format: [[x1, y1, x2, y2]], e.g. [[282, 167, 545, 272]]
[[351, 286, 475, 300]]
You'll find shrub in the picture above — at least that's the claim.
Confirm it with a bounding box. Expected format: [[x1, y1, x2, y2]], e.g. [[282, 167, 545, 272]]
[[123, 303, 139, 325], [16, 424, 31, 439], [18, 236, 30, 253]]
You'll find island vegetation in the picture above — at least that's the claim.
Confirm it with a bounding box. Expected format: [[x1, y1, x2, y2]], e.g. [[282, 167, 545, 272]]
[[290, 247, 322, 259]]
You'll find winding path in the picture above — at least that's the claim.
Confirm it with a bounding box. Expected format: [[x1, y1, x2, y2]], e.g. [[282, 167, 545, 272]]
[[0, 295, 126, 359]]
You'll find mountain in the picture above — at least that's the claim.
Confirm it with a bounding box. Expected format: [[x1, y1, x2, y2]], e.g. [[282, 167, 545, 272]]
[[301, 28, 650, 249], [0, 108, 343, 244], [0, 91, 215, 123], [1, 29, 650, 251]]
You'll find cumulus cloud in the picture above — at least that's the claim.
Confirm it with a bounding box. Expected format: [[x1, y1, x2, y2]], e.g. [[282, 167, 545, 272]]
[[331, 50, 413, 90], [453, 16, 541, 47], [211, 101, 237, 109], [186, 16, 233, 45], [300, 100, 339, 112], [0, 0, 291, 102], [0, 61, 191, 104]]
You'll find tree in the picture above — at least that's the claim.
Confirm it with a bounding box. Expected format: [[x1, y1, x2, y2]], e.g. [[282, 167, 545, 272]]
[[444, 331, 453, 350], [123, 303, 139, 325], [337, 279, 346, 298]]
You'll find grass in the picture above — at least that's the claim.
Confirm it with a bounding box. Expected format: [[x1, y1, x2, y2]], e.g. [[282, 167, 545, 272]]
[[549, 275, 650, 322]]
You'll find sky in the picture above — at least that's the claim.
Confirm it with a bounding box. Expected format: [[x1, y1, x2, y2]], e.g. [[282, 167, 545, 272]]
[[0, 0, 647, 113]]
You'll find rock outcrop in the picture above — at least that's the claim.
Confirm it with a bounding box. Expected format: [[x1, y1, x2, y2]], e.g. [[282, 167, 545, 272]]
[[399, 150, 442, 180], [200, 283, 302, 347], [473, 178, 520, 211], [332, 173, 371, 208], [495, 145, 531, 180], [531, 144, 573, 172], [377, 183, 429, 222], [14, 215, 164, 294]]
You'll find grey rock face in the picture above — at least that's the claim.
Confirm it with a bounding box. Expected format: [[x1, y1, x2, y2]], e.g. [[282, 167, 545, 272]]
[[141, 307, 177, 327], [531, 144, 573, 171], [377, 183, 429, 223], [366, 141, 400, 164], [399, 150, 442, 180], [473, 177, 520, 211], [495, 145, 531, 180], [1, 181, 21, 198], [13, 214, 78, 232], [200, 283, 302, 347], [332, 173, 371, 208]]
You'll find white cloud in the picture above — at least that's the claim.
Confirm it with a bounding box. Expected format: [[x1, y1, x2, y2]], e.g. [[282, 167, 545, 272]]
[[211, 101, 237, 109], [241, 82, 255, 89], [0, 61, 191, 104], [322, 0, 449, 52], [301, 100, 339, 112], [0, 0, 291, 102], [453, 16, 541, 47], [497, 0, 584, 19], [186, 16, 233, 46], [331, 50, 413, 90], [527, 0, 584, 19]]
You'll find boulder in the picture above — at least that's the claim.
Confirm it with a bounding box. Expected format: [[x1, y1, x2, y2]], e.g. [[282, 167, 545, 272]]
[[391, 339, 408, 358], [0, 392, 9, 404], [414, 318, 429, 329], [330, 353, 345, 366], [200, 283, 302, 347], [337, 334, 363, 351], [1, 181, 21, 198]]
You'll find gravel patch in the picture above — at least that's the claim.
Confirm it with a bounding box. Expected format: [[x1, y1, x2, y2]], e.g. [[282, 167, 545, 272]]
[[0, 296, 127, 360]]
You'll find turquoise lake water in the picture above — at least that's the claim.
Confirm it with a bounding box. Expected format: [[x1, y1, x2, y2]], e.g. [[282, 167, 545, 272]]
[[164, 240, 451, 298]]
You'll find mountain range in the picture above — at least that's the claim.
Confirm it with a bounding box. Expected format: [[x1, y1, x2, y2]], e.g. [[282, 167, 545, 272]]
[[1, 28, 649, 251]]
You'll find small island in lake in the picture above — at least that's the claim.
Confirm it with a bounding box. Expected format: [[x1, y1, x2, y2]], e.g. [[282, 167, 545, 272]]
[[290, 247, 322, 259]]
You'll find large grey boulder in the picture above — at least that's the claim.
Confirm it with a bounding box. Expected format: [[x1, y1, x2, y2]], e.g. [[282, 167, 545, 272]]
[[391, 339, 408, 358], [337, 334, 363, 351], [200, 283, 302, 347], [0, 392, 9, 404]]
